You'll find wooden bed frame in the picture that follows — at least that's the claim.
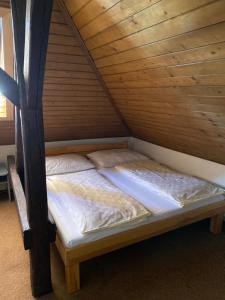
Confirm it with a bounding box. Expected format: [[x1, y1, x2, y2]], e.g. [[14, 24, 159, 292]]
[[45, 142, 225, 294]]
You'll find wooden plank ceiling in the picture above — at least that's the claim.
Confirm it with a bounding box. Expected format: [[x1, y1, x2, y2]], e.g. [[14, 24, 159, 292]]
[[64, 0, 225, 165], [0, 0, 128, 145], [0, 0, 9, 8]]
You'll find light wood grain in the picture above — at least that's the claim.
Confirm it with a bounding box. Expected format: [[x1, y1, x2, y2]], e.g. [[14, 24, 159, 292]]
[[66, 0, 225, 165], [0, 0, 128, 145], [45, 141, 128, 156]]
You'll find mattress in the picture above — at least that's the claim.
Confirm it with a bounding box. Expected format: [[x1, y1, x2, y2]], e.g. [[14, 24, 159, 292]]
[[48, 168, 224, 248], [98, 168, 180, 214], [47, 169, 149, 240], [113, 160, 225, 207]]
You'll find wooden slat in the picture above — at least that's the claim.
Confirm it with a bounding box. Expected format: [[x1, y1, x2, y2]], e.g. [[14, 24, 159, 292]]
[[85, 0, 213, 49], [75, 0, 120, 29], [100, 41, 225, 75], [90, 0, 225, 59], [96, 22, 225, 68], [64, 0, 91, 16], [103, 59, 225, 82], [78, 0, 160, 39], [44, 69, 96, 79], [45, 141, 128, 156], [0, 0, 10, 8], [66, 0, 225, 165]]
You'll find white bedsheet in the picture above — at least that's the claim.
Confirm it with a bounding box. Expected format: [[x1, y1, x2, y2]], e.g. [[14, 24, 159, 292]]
[[48, 168, 225, 248], [47, 169, 150, 235], [114, 160, 225, 207], [99, 168, 180, 214]]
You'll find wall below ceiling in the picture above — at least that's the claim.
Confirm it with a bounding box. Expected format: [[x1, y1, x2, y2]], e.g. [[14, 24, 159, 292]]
[[65, 0, 225, 165], [0, 0, 128, 145]]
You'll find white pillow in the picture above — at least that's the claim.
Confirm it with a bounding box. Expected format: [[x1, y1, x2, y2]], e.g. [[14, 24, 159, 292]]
[[46, 154, 95, 176], [87, 148, 149, 168]]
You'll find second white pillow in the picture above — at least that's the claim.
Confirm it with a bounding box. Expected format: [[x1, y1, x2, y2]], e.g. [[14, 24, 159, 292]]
[[87, 148, 149, 168]]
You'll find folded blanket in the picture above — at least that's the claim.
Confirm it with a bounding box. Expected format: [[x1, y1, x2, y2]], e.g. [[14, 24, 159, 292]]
[[115, 160, 225, 207], [47, 169, 150, 234]]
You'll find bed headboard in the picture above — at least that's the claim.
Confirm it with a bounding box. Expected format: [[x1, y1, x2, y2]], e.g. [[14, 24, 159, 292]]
[[45, 142, 128, 156]]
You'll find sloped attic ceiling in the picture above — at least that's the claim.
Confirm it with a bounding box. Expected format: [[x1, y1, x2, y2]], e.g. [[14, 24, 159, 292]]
[[64, 0, 225, 165], [44, 1, 129, 141], [0, 0, 128, 144]]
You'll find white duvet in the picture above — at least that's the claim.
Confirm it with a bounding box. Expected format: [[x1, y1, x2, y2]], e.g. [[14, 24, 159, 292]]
[[115, 160, 225, 207], [47, 169, 150, 234]]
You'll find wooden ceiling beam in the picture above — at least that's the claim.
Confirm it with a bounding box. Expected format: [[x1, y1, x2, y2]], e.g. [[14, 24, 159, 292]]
[[0, 68, 19, 107]]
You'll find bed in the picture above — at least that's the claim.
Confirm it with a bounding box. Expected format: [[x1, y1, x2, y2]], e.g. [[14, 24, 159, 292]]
[[45, 142, 225, 293]]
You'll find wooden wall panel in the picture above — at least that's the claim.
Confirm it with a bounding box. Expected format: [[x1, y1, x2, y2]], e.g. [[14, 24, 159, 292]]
[[0, 0, 128, 145], [0, 1, 9, 8], [66, 0, 225, 164]]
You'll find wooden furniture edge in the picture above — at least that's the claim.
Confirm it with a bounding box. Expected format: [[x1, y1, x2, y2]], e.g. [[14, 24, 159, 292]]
[[210, 213, 224, 234], [7, 155, 32, 250], [55, 197, 225, 293], [8, 155, 56, 249], [45, 141, 128, 156]]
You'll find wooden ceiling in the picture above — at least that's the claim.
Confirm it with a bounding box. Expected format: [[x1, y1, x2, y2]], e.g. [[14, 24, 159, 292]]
[[43, 1, 128, 141], [64, 0, 225, 164], [0, 0, 9, 8], [0, 0, 128, 145]]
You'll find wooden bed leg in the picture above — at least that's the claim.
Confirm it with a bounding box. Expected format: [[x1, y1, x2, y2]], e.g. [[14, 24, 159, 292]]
[[65, 262, 80, 293], [210, 214, 224, 234]]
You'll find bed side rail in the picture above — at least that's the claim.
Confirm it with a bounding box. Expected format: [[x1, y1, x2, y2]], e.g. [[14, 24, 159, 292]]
[[7, 155, 31, 250], [7, 156, 56, 250]]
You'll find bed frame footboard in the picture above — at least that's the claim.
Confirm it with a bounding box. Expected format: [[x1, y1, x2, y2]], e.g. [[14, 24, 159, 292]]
[[65, 261, 80, 293], [55, 198, 225, 294]]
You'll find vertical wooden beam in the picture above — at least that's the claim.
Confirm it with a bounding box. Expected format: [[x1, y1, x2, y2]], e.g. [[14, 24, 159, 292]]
[[65, 262, 80, 293], [12, 3, 25, 182], [210, 214, 224, 234], [14, 67, 24, 181], [15, 107, 24, 180], [11, 0, 53, 297]]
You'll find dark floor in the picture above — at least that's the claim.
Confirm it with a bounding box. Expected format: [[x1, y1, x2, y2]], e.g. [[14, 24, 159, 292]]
[[1, 192, 225, 300]]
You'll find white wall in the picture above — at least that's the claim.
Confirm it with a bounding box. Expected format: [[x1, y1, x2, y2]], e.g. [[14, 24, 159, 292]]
[[130, 137, 225, 188]]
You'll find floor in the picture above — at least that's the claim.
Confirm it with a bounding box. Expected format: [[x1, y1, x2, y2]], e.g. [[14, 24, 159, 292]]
[[1, 193, 225, 300]]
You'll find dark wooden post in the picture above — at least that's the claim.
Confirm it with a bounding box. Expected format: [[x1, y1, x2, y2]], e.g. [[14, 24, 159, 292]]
[[11, 0, 54, 296], [13, 17, 25, 181], [15, 107, 24, 180]]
